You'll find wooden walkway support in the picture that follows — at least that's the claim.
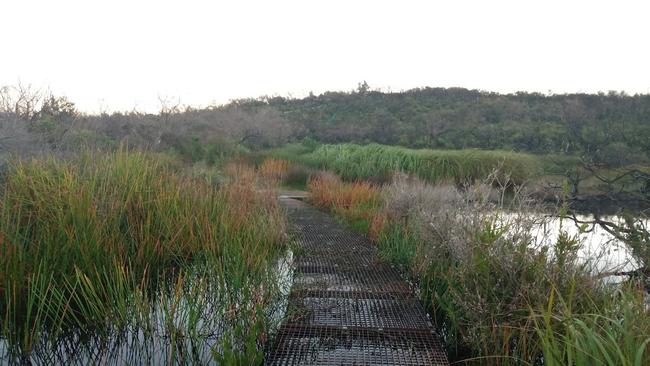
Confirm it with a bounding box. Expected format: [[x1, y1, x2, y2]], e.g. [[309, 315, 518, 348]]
[[265, 197, 449, 365]]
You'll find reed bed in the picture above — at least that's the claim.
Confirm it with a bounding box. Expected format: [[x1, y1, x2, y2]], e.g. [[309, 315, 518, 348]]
[[0, 150, 286, 363], [271, 143, 543, 185]]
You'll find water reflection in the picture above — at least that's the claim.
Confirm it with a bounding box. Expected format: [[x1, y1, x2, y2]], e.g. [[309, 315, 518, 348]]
[[0, 250, 294, 365], [527, 214, 644, 276]]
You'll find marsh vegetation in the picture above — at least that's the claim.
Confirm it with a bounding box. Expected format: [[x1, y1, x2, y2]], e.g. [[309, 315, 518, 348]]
[[0, 84, 648, 365], [0, 150, 289, 364], [302, 168, 649, 365]]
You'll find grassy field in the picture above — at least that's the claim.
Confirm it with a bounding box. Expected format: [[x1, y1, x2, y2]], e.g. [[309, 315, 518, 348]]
[[0, 149, 287, 363], [306, 170, 650, 365]]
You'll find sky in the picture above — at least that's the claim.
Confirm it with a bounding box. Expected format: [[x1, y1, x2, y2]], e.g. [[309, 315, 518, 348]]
[[1, 0, 649, 113]]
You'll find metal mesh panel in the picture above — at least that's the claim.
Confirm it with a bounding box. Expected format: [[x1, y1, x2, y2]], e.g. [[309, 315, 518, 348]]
[[267, 198, 448, 365], [267, 326, 449, 366], [294, 263, 411, 294], [286, 293, 432, 329]]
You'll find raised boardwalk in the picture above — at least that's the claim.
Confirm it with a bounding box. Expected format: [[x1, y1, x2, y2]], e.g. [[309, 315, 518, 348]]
[[265, 197, 449, 365]]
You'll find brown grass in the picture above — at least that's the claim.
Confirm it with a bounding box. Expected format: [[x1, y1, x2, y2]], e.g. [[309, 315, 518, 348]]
[[258, 158, 290, 183], [308, 171, 381, 232], [307, 171, 341, 209], [368, 211, 388, 242]]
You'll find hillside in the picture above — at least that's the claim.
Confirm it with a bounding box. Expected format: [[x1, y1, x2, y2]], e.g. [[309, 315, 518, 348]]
[[2, 85, 649, 169], [259, 86, 650, 164]]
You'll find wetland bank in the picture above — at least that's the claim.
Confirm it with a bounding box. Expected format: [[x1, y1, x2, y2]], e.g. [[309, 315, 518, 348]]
[[0, 85, 648, 365]]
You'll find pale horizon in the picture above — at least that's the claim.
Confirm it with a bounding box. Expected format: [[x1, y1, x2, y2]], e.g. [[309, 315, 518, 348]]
[[2, 0, 649, 113]]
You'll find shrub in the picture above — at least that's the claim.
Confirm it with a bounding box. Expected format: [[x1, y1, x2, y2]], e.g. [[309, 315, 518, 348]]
[[282, 164, 313, 189], [377, 174, 614, 361]]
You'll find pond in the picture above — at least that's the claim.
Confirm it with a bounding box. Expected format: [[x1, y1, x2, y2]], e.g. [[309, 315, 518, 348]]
[[527, 214, 645, 278]]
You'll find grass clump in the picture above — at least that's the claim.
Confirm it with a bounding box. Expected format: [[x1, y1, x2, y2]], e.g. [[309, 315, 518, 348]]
[[254, 153, 314, 190], [258, 158, 290, 183], [308, 171, 381, 233], [0, 149, 286, 363], [534, 288, 650, 366]]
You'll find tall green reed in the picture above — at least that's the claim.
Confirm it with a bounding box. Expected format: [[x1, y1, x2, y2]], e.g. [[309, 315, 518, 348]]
[[270, 143, 542, 185]]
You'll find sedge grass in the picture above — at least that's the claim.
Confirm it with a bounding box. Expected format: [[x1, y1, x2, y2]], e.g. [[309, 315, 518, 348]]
[[270, 143, 543, 185], [0, 149, 287, 363]]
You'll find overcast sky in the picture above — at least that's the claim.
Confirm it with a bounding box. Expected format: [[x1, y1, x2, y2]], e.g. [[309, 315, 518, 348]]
[[2, 0, 649, 112]]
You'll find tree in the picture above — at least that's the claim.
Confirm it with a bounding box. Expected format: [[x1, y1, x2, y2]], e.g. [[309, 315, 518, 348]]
[[0, 85, 51, 158], [356, 81, 370, 95]]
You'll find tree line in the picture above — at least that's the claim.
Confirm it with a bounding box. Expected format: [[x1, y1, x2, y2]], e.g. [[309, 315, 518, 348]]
[[1, 83, 649, 168]]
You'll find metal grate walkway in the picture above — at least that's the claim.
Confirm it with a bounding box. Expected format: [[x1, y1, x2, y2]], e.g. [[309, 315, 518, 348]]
[[266, 197, 449, 365]]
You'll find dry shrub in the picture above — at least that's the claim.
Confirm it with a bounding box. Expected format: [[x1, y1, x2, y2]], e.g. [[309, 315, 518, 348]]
[[382, 173, 543, 264], [378, 173, 607, 360]]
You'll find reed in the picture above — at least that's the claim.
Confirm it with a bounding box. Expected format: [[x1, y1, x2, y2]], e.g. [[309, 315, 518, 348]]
[[271, 143, 543, 186], [0, 150, 286, 362], [534, 286, 650, 366], [308, 171, 381, 235], [258, 158, 290, 183]]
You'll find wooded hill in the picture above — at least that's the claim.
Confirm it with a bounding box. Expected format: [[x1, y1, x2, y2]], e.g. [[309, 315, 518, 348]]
[[253, 85, 650, 166], [2, 85, 649, 167]]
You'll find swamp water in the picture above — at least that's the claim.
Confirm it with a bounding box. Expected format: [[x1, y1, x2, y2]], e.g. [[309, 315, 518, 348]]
[[1, 211, 646, 365], [0, 252, 294, 365], [522, 214, 645, 278]]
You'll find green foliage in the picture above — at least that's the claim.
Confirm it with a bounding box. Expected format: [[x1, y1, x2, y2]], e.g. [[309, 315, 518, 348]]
[[281, 164, 313, 189], [171, 137, 249, 165], [376, 225, 419, 269], [212, 308, 266, 365], [61, 129, 116, 150], [205, 139, 250, 166], [272, 143, 543, 185], [173, 136, 206, 162], [535, 288, 650, 366], [259, 87, 650, 163], [595, 142, 648, 167]]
